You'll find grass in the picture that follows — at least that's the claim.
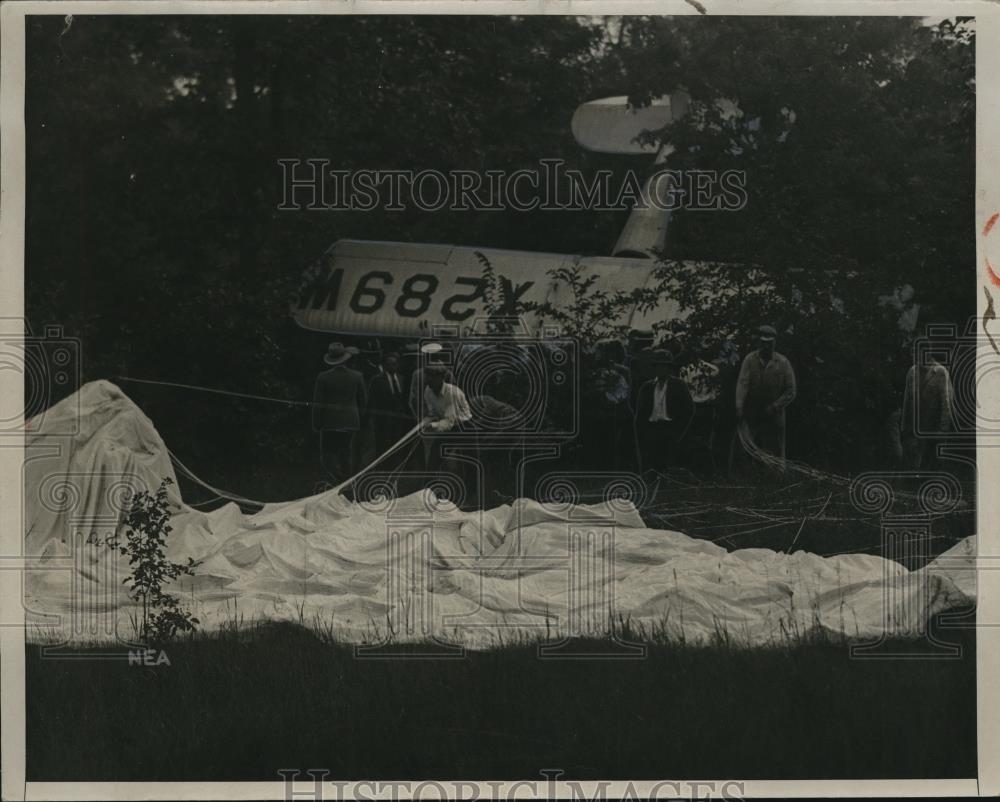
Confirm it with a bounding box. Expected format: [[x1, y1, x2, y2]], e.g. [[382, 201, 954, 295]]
[[27, 619, 976, 781], [28, 388, 978, 781]]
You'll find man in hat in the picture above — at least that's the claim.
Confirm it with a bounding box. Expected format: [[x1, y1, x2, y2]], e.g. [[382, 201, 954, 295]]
[[422, 365, 472, 433], [312, 342, 367, 483], [633, 349, 695, 472], [626, 329, 656, 407], [367, 351, 413, 460], [408, 341, 453, 419], [581, 339, 632, 470], [734, 324, 797, 466], [900, 340, 954, 471], [421, 364, 474, 482]]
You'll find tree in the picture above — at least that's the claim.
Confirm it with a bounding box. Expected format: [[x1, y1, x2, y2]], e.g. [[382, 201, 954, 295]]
[[25, 16, 974, 477], [105, 478, 199, 643], [602, 16, 974, 468]]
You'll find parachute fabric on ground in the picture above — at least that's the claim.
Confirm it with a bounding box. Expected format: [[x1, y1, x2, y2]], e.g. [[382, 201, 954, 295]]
[[24, 380, 184, 553], [23, 382, 975, 648]]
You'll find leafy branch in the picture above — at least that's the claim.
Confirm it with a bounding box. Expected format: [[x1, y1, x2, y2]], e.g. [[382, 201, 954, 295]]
[[105, 478, 200, 644]]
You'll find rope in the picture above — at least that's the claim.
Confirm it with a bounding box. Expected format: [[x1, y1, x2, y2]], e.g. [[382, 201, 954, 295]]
[[168, 423, 424, 511], [117, 374, 418, 420], [330, 424, 422, 495], [117, 373, 426, 506], [117, 375, 312, 407], [168, 448, 270, 509], [788, 491, 833, 552], [736, 420, 851, 485], [121, 373, 848, 491], [120, 375, 965, 534]]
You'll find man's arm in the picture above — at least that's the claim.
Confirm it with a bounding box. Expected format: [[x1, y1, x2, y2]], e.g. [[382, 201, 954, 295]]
[[408, 371, 422, 418], [901, 366, 915, 436], [357, 371, 369, 418], [675, 379, 696, 440], [424, 386, 455, 431], [773, 358, 797, 412], [452, 385, 473, 424], [734, 355, 751, 416], [633, 381, 650, 426], [939, 366, 954, 432], [367, 374, 382, 404], [364, 375, 382, 423], [422, 385, 439, 423], [887, 408, 903, 461]]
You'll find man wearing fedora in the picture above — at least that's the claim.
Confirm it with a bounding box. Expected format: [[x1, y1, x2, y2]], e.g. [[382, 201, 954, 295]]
[[312, 341, 367, 484], [407, 341, 453, 420], [734, 324, 797, 467], [633, 349, 695, 473]]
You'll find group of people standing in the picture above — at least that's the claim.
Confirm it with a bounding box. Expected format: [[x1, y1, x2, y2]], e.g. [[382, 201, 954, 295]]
[[311, 340, 473, 485], [585, 324, 798, 476], [311, 321, 957, 488], [310, 324, 802, 486]]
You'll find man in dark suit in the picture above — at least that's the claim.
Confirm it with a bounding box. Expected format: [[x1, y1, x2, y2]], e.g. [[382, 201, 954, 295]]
[[312, 342, 367, 483], [367, 351, 412, 459], [634, 349, 695, 473]]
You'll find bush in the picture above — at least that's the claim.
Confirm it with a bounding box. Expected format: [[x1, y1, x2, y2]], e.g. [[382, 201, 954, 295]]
[[105, 478, 200, 644]]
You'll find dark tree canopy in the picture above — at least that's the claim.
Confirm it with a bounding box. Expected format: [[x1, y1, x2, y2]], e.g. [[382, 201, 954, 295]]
[[25, 14, 974, 476]]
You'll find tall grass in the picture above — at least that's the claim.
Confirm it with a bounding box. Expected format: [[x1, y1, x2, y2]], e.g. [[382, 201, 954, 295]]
[[27, 619, 975, 781]]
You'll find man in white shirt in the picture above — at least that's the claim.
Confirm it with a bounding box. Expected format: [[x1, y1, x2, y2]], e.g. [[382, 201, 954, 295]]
[[734, 324, 797, 466], [901, 349, 954, 470], [420, 365, 474, 486], [422, 365, 473, 432], [409, 341, 454, 418]]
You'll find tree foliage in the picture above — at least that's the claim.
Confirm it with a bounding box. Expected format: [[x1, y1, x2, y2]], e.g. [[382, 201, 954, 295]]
[[603, 16, 975, 467], [26, 15, 974, 477], [105, 478, 199, 643]]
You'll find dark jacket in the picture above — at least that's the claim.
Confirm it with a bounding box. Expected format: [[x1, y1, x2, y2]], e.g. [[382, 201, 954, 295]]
[[634, 376, 695, 442], [368, 370, 411, 432], [312, 366, 367, 432]]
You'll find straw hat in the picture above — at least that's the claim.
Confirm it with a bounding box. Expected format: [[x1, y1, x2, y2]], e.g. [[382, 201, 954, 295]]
[[323, 342, 359, 366]]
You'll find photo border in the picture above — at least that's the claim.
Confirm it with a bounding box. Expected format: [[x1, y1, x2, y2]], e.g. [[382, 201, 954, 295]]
[[1, 1, 996, 798]]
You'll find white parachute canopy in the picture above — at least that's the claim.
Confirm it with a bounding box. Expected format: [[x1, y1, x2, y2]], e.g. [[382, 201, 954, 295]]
[[23, 381, 976, 648]]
